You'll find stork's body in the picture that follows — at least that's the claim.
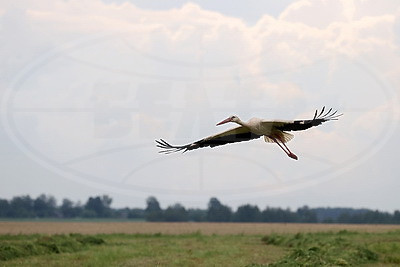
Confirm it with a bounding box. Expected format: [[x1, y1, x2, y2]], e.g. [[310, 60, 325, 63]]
[[156, 107, 342, 160]]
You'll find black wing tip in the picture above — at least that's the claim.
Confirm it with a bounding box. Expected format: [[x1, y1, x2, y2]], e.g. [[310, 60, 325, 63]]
[[314, 106, 343, 121], [155, 139, 189, 154]]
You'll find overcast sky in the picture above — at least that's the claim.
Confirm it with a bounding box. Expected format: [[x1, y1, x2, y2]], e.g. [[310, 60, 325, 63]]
[[1, 0, 400, 211]]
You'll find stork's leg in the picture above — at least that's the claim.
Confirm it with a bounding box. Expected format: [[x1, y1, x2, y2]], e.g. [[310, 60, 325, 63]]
[[281, 141, 298, 160], [271, 137, 298, 160]]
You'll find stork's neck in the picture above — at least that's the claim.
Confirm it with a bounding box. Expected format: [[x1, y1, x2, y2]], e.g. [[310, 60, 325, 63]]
[[234, 119, 249, 128]]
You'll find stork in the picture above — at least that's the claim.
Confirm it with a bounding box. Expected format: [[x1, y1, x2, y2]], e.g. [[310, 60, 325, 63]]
[[156, 107, 342, 160]]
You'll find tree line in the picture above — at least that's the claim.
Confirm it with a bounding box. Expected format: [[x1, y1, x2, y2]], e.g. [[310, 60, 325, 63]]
[[0, 194, 399, 224]]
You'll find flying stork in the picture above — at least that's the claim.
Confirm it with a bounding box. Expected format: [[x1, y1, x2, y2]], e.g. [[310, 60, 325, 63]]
[[156, 107, 342, 160]]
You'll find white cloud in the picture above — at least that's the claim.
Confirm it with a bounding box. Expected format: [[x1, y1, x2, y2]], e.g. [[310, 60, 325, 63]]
[[280, 0, 344, 28]]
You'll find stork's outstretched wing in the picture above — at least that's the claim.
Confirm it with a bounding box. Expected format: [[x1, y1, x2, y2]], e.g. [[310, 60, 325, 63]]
[[156, 126, 261, 154], [267, 107, 343, 132]]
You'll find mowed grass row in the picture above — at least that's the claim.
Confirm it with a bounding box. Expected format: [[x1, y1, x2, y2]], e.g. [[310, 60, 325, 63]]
[[0, 233, 283, 266], [1, 230, 400, 266]]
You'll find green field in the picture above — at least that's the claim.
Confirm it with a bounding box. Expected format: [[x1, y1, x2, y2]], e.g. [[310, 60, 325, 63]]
[[1, 230, 400, 266]]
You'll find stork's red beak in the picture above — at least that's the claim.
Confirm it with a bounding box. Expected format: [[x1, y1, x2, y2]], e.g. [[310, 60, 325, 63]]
[[216, 117, 232, 126]]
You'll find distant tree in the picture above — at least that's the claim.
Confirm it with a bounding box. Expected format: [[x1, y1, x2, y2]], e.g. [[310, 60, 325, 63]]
[[112, 208, 128, 219], [164, 203, 188, 222], [127, 208, 145, 219], [145, 196, 163, 221], [296, 206, 317, 223], [312, 207, 369, 223], [145, 196, 161, 212], [357, 210, 392, 224], [234, 204, 261, 222], [394, 210, 400, 224], [61, 198, 74, 218], [9, 195, 34, 218], [109, 208, 145, 220], [0, 199, 10, 217], [336, 210, 393, 224], [337, 212, 352, 223], [82, 209, 97, 218], [322, 218, 335, 223], [85, 195, 113, 217], [85, 197, 101, 217], [187, 208, 207, 222], [207, 197, 232, 222], [33, 194, 57, 218], [101, 195, 112, 208], [261, 207, 297, 222], [61, 198, 83, 218]]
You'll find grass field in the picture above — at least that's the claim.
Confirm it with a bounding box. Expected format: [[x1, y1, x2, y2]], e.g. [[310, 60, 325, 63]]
[[1, 222, 400, 266]]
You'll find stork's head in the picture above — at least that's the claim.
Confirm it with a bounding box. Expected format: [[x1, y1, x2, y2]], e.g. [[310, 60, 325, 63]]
[[216, 115, 240, 126]]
